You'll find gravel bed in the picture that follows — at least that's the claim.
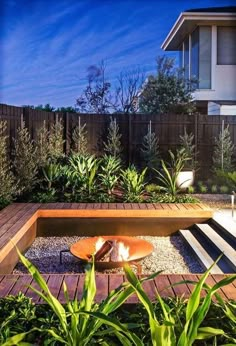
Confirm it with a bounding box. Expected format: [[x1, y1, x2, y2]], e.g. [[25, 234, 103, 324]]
[[13, 235, 204, 274]]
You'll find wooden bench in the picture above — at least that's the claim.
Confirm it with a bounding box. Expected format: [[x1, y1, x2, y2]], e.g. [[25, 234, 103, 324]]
[[0, 203, 213, 274], [0, 273, 235, 303]]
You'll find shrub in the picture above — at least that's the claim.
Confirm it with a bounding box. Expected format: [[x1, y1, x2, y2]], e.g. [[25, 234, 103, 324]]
[[121, 165, 147, 202], [187, 186, 195, 194], [98, 154, 121, 195], [219, 185, 229, 194], [211, 184, 218, 194], [0, 121, 17, 208], [145, 183, 162, 193]]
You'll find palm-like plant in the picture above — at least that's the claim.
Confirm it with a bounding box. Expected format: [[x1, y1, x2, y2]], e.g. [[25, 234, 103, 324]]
[[98, 155, 121, 195], [155, 150, 189, 197], [11, 251, 143, 346], [121, 165, 147, 202], [42, 162, 61, 190], [66, 154, 99, 200]]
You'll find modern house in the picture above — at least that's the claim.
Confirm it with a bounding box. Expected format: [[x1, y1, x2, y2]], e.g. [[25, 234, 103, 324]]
[[161, 6, 236, 115]]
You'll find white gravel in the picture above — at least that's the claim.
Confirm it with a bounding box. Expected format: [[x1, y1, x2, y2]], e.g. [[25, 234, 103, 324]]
[[13, 235, 204, 274]]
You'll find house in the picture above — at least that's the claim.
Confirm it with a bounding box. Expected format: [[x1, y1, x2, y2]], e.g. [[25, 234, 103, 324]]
[[161, 6, 236, 115]]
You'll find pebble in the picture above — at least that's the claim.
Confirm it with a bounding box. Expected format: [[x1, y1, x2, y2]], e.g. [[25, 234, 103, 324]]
[[13, 235, 204, 275]]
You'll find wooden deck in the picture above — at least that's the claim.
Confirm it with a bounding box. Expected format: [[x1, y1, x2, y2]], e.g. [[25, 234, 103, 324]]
[[0, 273, 235, 303], [0, 203, 213, 274]]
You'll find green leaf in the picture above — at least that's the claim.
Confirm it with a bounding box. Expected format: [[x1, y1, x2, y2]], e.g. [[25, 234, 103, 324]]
[[196, 326, 224, 339]]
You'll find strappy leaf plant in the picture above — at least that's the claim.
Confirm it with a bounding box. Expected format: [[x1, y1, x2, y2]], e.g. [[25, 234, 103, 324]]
[[98, 154, 121, 196], [65, 154, 99, 201], [13, 250, 143, 346], [155, 149, 189, 197], [124, 256, 236, 346], [121, 165, 147, 202]]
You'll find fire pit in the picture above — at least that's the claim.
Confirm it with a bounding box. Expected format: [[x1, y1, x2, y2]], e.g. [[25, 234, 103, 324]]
[[70, 236, 154, 272]]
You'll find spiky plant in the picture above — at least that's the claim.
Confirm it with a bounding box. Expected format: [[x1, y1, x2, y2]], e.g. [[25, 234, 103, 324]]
[[179, 127, 197, 170], [103, 117, 122, 158], [48, 118, 65, 161], [141, 120, 159, 170], [0, 121, 17, 207], [13, 122, 38, 194], [35, 120, 49, 168], [72, 116, 88, 155], [212, 124, 234, 172]]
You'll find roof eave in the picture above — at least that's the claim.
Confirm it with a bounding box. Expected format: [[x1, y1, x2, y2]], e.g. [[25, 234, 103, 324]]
[[161, 11, 236, 51]]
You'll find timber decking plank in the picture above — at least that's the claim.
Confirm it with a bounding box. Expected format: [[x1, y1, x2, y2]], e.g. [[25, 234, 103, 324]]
[[0, 204, 40, 250], [42, 275, 64, 301], [116, 203, 125, 209], [139, 275, 157, 301], [109, 274, 124, 292], [0, 275, 19, 297], [0, 204, 27, 228], [77, 203, 87, 209], [145, 203, 155, 209], [138, 203, 147, 209], [154, 275, 175, 297], [131, 204, 140, 209], [25, 275, 49, 303], [76, 274, 85, 300], [58, 275, 80, 303], [182, 274, 199, 295], [9, 275, 33, 296], [0, 204, 37, 232], [212, 275, 236, 300], [124, 203, 133, 209], [95, 274, 109, 302], [168, 274, 191, 298], [153, 203, 164, 210]]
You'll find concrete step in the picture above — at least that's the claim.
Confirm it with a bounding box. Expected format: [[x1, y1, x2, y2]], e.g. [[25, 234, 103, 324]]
[[195, 223, 236, 272], [210, 215, 236, 250], [179, 229, 223, 274]]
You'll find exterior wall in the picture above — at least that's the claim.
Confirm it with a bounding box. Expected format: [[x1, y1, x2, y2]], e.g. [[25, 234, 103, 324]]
[[193, 25, 236, 105]]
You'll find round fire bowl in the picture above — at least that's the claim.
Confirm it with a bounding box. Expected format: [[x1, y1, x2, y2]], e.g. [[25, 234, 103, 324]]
[[70, 236, 154, 270]]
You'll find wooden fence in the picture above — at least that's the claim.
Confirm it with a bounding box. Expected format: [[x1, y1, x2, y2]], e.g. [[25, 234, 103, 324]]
[[1, 103, 236, 178]]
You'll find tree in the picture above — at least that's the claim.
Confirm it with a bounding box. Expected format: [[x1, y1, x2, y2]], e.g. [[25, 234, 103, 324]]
[[115, 68, 145, 114], [35, 104, 55, 112], [0, 121, 17, 207], [212, 122, 234, 172], [103, 117, 122, 158], [13, 122, 38, 194], [139, 56, 196, 115], [76, 61, 113, 114], [72, 116, 88, 155], [141, 120, 159, 170]]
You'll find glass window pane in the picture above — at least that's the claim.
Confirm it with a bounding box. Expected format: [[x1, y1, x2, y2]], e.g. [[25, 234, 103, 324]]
[[217, 27, 236, 65], [184, 37, 189, 80], [199, 27, 211, 89], [191, 27, 199, 88]]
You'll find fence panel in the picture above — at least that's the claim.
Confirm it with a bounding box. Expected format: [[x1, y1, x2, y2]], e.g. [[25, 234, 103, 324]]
[[1, 104, 236, 178]]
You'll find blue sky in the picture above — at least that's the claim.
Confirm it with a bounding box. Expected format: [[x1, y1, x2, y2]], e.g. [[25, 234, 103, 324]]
[[0, 0, 234, 108]]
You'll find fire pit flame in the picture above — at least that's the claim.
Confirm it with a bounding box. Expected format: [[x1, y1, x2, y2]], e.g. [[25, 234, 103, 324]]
[[95, 237, 105, 253], [116, 241, 129, 261]]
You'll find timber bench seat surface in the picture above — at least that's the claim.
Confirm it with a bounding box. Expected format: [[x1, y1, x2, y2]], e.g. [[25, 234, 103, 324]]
[[0, 273, 235, 303]]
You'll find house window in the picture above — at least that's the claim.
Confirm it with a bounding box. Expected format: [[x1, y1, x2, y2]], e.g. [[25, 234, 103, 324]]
[[191, 27, 199, 87], [199, 26, 211, 89], [183, 36, 189, 81], [217, 27, 236, 65]]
